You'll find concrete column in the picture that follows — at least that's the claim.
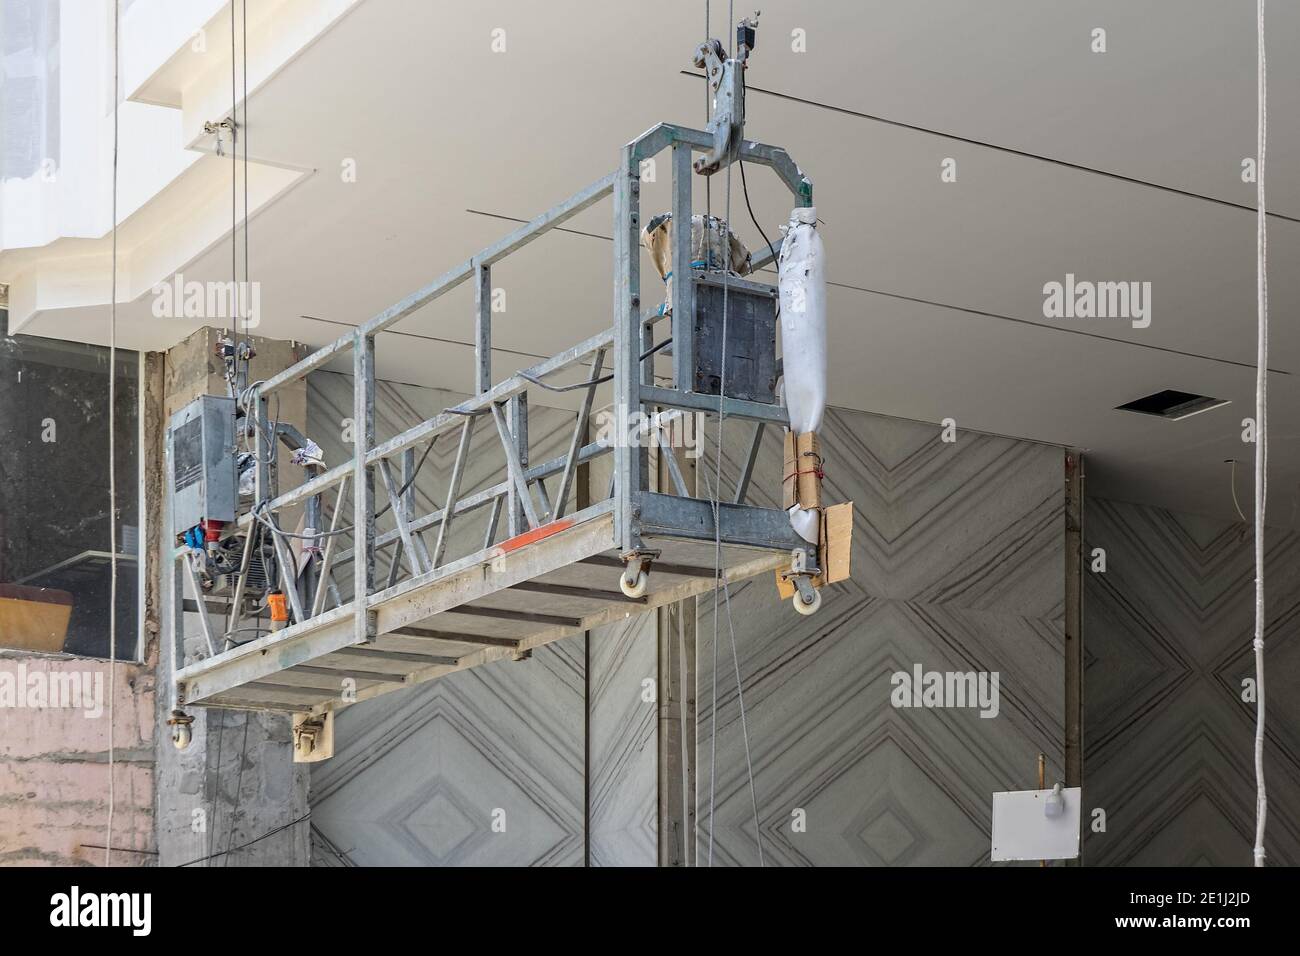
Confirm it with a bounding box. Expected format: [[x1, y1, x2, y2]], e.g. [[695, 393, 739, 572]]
[[153, 327, 311, 867]]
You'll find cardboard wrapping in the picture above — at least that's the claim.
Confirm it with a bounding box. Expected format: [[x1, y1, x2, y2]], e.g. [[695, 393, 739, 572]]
[[822, 501, 853, 583], [775, 501, 854, 600], [778, 426, 851, 600], [641, 213, 749, 314], [795, 430, 822, 511], [784, 429, 823, 512], [782, 430, 797, 511]]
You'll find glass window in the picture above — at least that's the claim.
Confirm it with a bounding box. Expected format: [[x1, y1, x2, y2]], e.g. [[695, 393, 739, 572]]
[[1, 0, 61, 183], [0, 323, 140, 659]]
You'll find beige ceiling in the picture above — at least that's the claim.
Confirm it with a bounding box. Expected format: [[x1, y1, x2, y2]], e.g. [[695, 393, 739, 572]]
[[30, 0, 1300, 525]]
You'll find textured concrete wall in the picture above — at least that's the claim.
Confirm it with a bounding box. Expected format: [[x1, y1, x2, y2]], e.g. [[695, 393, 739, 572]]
[[697, 407, 1066, 866], [303, 378, 1066, 866], [584, 436, 659, 866], [587, 613, 657, 865], [305, 374, 664, 866], [1083, 497, 1300, 865], [153, 328, 310, 867], [307, 372, 585, 866], [0, 654, 156, 865]]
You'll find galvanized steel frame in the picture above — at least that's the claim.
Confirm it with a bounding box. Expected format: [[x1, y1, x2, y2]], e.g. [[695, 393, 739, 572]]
[[171, 123, 814, 712]]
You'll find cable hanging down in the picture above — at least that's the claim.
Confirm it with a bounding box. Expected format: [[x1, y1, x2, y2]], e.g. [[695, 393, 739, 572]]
[[105, 0, 121, 870], [702, 0, 765, 870], [1252, 0, 1269, 869]]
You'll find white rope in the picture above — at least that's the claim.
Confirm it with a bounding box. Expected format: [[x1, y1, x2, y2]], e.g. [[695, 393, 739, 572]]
[[706, 2, 735, 866], [230, 0, 239, 350], [701, 469, 765, 867], [703, 0, 765, 869], [705, 179, 726, 871], [223, 0, 254, 870], [704, 0, 712, 219], [701, 0, 715, 868], [105, 0, 120, 868], [1252, 0, 1268, 868], [242, 0, 250, 374]]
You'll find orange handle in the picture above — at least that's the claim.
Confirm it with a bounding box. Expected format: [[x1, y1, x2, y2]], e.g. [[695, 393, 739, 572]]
[[268, 592, 289, 623]]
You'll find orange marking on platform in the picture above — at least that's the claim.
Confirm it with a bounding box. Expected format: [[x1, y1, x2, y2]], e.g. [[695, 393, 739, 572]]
[[498, 518, 576, 554]]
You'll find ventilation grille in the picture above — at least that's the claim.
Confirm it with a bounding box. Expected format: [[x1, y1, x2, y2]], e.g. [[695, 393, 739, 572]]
[[1116, 389, 1230, 421]]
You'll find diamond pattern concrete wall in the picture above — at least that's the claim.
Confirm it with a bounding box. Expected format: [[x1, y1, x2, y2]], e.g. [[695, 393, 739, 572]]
[[697, 407, 1066, 866], [1083, 497, 1300, 865], [306, 373, 585, 866], [587, 613, 657, 866], [304, 375, 1066, 866]]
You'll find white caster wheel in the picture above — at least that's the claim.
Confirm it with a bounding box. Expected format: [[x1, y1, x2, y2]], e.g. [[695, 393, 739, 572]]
[[621, 568, 649, 599], [792, 588, 822, 616]]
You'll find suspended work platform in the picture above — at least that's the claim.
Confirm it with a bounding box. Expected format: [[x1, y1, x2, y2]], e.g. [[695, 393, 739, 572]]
[[169, 120, 821, 730], [176, 497, 799, 714]]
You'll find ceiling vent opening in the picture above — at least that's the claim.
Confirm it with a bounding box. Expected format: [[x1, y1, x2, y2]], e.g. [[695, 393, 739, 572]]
[[1115, 389, 1230, 421]]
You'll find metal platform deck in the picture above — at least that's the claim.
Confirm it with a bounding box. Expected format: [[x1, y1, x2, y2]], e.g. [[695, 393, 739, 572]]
[[175, 497, 793, 714]]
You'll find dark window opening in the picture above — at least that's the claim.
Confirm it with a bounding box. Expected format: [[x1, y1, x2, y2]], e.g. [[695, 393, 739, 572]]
[[0, 324, 139, 659]]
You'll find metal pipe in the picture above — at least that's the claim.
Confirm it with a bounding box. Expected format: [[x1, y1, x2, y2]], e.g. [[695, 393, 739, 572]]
[[332, 439, 613, 566], [183, 553, 219, 658], [491, 401, 539, 531], [226, 525, 256, 635], [402, 446, 432, 570], [379, 459, 426, 577], [612, 146, 644, 551], [237, 329, 615, 526], [475, 263, 492, 395], [671, 142, 695, 391], [268, 516, 306, 625], [483, 496, 503, 550], [434, 418, 475, 567], [257, 172, 616, 396], [353, 332, 377, 642], [733, 421, 765, 504], [310, 475, 349, 618], [553, 349, 605, 519], [641, 384, 790, 426]]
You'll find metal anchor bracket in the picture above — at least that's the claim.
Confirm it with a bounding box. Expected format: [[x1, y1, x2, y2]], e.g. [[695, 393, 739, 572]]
[[780, 546, 822, 604], [692, 14, 760, 176]]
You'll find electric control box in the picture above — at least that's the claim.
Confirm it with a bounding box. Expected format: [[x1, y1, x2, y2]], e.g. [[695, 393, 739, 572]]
[[692, 271, 778, 404], [169, 394, 237, 536]]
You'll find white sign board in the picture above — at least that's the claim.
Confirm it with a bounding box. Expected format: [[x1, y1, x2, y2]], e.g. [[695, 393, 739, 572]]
[[991, 787, 1082, 862]]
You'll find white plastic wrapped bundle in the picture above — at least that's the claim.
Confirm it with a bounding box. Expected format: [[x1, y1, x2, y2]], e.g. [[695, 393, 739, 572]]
[[777, 206, 828, 543], [787, 498, 821, 544]]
